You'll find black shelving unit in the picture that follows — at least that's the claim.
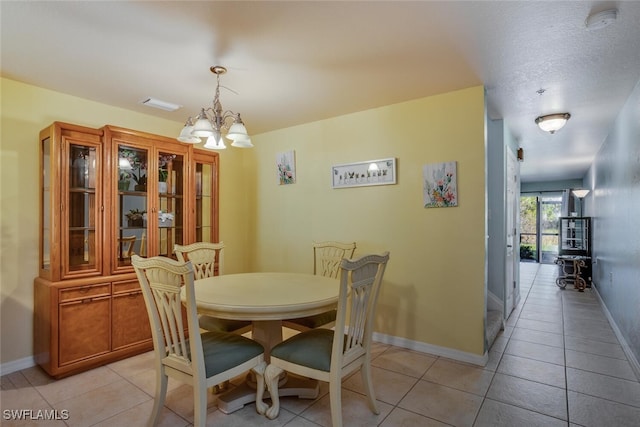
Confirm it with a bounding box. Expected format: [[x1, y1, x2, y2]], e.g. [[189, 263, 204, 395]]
[[557, 216, 592, 288]]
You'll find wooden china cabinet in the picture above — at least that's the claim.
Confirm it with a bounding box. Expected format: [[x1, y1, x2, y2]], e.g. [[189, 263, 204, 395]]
[[34, 122, 219, 378]]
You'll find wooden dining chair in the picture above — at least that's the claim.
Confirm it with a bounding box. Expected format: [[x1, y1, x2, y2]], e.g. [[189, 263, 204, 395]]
[[131, 255, 265, 427], [117, 235, 136, 259], [174, 242, 252, 335], [256, 252, 390, 426], [283, 241, 356, 331]]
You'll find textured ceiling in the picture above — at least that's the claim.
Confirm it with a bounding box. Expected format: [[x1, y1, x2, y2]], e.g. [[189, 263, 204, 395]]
[[2, 1, 640, 183]]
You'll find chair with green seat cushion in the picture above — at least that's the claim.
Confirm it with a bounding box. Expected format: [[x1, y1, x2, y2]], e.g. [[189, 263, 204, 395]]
[[282, 241, 356, 331], [132, 255, 265, 427], [256, 252, 390, 426], [174, 242, 252, 335]]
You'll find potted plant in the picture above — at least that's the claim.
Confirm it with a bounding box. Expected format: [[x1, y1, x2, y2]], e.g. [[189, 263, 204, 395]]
[[118, 171, 131, 191], [158, 210, 174, 228], [125, 209, 146, 227], [120, 149, 147, 191]]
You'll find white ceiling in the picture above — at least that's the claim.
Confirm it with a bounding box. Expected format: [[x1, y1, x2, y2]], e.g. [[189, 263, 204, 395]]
[[2, 1, 640, 183]]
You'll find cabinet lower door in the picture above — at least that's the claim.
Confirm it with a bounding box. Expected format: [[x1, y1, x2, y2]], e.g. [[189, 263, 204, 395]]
[[112, 290, 152, 350], [59, 296, 111, 365]]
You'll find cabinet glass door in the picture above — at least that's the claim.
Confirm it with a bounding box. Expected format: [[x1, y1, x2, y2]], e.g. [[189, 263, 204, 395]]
[[193, 151, 218, 243], [41, 136, 51, 273], [157, 151, 185, 257], [65, 142, 101, 275], [117, 145, 148, 268]]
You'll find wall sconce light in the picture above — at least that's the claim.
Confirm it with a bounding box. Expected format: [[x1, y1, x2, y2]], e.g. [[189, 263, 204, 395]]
[[517, 148, 524, 162], [535, 113, 571, 134]]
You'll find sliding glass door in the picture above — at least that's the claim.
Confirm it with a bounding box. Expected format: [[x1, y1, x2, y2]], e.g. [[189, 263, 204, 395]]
[[520, 194, 562, 263]]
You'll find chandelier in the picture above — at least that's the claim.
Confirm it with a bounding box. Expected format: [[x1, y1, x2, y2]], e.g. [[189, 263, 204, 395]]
[[177, 66, 252, 149]]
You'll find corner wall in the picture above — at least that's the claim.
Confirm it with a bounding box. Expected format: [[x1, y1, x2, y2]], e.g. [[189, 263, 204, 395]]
[[247, 86, 487, 356]]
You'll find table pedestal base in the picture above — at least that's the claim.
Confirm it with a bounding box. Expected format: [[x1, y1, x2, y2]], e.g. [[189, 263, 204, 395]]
[[216, 375, 320, 414]]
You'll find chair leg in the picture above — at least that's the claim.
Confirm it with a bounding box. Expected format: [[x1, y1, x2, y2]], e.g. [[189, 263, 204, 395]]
[[252, 361, 268, 415], [360, 364, 379, 414], [148, 367, 168, 427], [264, 364, 284, 420], [193, 380, 208, 427], [329, 375, 343, 427]]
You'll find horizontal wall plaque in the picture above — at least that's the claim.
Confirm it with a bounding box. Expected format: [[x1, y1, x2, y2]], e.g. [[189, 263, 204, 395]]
[[332, 157, 396, 189]]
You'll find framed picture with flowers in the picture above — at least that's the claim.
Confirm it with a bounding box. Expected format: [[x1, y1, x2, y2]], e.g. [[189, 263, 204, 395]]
[[277, 150, 296, 185], [423, 161, 458, 208]]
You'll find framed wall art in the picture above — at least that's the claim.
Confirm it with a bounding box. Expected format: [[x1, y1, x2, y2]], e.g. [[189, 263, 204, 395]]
[[332, 157, 396, 189], [423, 161, 458, 208], [277, 150, 296, 185]]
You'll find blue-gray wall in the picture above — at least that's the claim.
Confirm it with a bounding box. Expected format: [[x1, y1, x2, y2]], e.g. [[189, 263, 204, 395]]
[[586, 78, 640, 373]]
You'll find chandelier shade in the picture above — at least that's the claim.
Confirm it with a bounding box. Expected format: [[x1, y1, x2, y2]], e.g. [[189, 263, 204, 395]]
[[177, 66, 252, 149], [177, 118, 200, 143], [203, 131, 227, 150]]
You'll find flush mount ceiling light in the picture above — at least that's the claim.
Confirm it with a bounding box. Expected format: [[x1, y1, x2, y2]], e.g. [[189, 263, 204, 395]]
[[177, 66, 252, 149], [586, 9, 618, 31], [535, 113, 571, 134]]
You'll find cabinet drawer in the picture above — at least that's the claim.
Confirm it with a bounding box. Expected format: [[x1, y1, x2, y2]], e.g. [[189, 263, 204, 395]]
[[59, 295, 111, 366], [112, 290, 151, 350], [59, 283, 110, 302], [112, 279, 141, 295]]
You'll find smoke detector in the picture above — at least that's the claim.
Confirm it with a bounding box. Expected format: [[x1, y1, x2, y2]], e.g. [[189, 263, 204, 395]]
[[585, 9, 618, 31]]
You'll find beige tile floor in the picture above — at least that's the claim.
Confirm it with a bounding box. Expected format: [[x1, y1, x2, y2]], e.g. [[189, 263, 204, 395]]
[[2, 263, 640, 426]]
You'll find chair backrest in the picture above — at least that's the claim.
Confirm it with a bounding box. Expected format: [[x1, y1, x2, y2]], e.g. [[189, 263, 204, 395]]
[[313, 241, 357, 279], [174, 242, 224, 279], [118, 235, 136, 259], [332, 252, 389, 369], [132, 255, 205, 378]]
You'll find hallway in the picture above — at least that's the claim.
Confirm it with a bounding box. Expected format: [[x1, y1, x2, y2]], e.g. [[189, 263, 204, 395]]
[[490, 262, 640, 426]]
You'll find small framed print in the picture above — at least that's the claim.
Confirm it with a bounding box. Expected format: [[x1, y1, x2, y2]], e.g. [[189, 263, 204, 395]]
[[423, 161, 458, 208], [277, 150, 296, 185]]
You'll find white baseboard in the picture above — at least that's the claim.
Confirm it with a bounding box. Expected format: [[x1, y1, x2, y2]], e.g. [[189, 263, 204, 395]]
[[372, 331, 489, 367], [592, 284, 640, 381], [487, 291, 503, 314], [0, 356, 36, 376], [3, 333, 492, 376]]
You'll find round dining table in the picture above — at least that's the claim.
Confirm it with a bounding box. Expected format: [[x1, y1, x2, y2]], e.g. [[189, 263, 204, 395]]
[[182, 272, 340, 414]]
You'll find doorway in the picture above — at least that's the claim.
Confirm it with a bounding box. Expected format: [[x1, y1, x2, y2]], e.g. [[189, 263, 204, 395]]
[[505, 149, 519, 316], [519, 193, 562, 264]]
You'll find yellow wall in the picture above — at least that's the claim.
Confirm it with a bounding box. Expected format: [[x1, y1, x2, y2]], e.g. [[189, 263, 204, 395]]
[[1, 78, 486, 367], [0, 78, 250, 365], [247, 86, 486, 355]]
